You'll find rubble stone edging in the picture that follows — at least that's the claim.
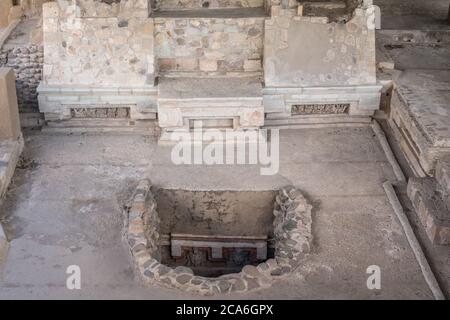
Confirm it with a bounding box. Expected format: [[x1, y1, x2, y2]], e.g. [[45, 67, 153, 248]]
[[123, 179, 313, 295]]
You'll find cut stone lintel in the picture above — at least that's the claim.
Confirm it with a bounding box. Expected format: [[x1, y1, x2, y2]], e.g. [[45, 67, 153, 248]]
[[158, 77, 264, 130]]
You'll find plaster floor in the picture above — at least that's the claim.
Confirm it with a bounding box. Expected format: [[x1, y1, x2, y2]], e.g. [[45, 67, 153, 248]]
[[0, 127, 440, 299]]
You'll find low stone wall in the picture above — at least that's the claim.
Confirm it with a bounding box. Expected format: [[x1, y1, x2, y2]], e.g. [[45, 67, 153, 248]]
[[154, 0, 264, 10], [0, 67, 24, 201], [38, 0, 157, 120], [124, 180, 313, 295], [154, 17, 264, 75], [0, 45, 43, 112]]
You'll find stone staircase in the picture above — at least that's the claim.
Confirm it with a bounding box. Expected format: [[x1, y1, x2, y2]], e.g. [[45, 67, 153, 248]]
[[153, 1, 267, 132]]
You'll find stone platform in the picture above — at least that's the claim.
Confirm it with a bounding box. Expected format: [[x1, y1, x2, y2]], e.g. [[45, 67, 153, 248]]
[[389, 71, 450, 176], [158, 76, 264, 130], [0, 138, 23, 199], [376, 23, 450, 176]]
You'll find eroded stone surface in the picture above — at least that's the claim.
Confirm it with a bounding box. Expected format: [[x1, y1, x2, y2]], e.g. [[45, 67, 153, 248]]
[[124, 180, 313, 295]]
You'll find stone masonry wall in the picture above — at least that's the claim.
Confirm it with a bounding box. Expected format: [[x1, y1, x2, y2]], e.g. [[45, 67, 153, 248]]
[[42, 0, 155, 88], [124, 181, 314, 296], [0, 0, 13, 28], [153, 0, 264, 10], [0, 45, 44, 112], [264, 0, 377, 87], [154, 17, 264, 75]]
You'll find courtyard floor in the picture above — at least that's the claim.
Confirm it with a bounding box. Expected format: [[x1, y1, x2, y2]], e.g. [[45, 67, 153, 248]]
[[0, 127, 440, 299]]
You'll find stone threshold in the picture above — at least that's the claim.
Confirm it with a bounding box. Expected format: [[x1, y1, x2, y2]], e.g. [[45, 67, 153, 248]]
[[151, 8, 268, 19], [42, 119, 159, 135]]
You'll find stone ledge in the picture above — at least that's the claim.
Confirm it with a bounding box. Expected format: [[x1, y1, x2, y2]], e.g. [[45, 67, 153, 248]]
[[158, 77, 264, 129], [407, 177, 450, 245], [123, 180, 313, 295], [37, 84, 158, 121], [263, 84, 382, 117], [37, 84, 158, 95]]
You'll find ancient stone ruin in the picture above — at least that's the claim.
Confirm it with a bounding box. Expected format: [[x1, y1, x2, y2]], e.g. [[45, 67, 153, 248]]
[[36, 0, 379, 131], [0, 0, 450, 301], [124, 180, 313, 295]]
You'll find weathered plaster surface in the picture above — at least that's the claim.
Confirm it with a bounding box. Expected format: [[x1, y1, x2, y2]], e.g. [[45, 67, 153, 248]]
[[264, 3, 377, 87]]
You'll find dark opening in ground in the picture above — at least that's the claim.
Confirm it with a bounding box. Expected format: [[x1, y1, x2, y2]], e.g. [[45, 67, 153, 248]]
[[151, 188, 277, 277]]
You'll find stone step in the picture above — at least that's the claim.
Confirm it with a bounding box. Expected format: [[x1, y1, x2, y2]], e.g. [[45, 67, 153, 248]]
[[158, 76, 264, 130], [388, 77, 450, 176], [407, 177, 450, 245], [0, 138, 23, 199]]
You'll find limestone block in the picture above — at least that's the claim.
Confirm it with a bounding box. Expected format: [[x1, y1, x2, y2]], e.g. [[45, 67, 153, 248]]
[[0, 222, 8, 262], [0, 0, 13, 28], [8, 6, 23, 24], [0, 68, 21, 141]]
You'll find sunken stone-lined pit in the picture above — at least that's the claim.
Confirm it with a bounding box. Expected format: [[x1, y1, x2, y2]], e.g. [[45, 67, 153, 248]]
[[123, 180, 313, 295]]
